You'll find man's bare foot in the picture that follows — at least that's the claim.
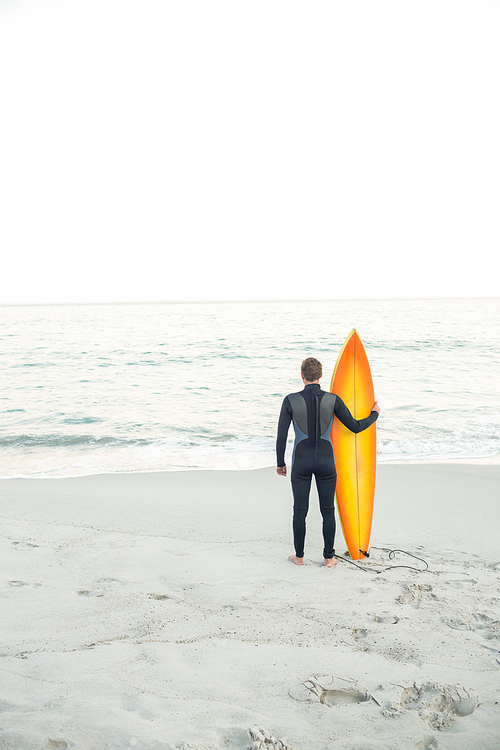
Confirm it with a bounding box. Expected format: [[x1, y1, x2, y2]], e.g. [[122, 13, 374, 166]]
[[324, 558, 337, 567], [288, 555, 305, 566]]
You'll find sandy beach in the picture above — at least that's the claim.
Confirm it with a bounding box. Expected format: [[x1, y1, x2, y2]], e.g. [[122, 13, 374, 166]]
[[1, 463, 499, 749]]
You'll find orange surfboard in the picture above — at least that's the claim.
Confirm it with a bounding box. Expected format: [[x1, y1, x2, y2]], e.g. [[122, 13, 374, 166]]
[[330, 329, 376, 560]]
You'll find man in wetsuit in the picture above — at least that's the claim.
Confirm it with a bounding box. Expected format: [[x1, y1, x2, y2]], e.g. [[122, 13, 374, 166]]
[[276, 357, 380, 567]]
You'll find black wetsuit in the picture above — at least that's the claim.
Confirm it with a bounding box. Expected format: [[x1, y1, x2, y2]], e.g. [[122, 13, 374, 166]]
[[276, 384, 378, 559]]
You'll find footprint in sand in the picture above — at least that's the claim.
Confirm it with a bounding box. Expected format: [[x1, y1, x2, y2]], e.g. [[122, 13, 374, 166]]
[[352, 628, 369, 642], [290, 675, 370, 707], [412, 737, 438, 750], [316, 685, 369, 706], [148, 592, 185, 602], [7, 580, 41, 588], [374, 613, 399, 624], [148, 593, 171, 600], [45, 740, 68, 750], [77, 589, 103, 597], [401, 682, 478, 730]]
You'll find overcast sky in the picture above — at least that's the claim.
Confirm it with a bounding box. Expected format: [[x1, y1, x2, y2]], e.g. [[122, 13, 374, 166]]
[[1, 0, 499, 304]]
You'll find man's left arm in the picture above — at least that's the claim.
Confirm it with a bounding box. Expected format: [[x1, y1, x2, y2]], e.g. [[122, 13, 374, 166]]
[[276, 396, 292, 473], [334, 396, 380, 433]]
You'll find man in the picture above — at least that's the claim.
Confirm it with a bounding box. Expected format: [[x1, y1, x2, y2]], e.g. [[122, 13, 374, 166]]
[[276, 357, 380, 567]]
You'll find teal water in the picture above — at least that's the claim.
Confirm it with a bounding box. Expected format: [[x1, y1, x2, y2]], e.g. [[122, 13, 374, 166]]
[[1, 298, 499, 476]]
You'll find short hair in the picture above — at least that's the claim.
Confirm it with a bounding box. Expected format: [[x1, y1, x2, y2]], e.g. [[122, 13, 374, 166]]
[[301, 357, 323, 382]]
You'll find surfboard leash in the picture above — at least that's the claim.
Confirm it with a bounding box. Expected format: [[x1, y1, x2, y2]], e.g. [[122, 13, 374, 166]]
[[374, 547, 429, 573], [333, 547, 429, 574]]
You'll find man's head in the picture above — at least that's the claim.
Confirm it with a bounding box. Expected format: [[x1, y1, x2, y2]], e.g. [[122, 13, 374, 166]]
[[301, 357, 323, 383]]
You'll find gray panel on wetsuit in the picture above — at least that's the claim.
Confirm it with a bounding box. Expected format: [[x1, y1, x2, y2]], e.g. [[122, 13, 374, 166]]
[[291, 418, 308, 466], [287, 392, 308, 434], [320, 392, 337, 437]]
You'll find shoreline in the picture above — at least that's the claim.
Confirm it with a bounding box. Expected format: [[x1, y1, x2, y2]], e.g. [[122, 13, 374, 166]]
[[1, 451, 499, 481]]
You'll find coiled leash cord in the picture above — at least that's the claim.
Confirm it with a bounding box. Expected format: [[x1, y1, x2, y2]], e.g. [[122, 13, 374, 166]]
[[333, 546, 429, 574]]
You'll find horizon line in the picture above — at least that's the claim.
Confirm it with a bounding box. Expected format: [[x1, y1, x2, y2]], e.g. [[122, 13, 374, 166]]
[[0, 295, 499, 308]]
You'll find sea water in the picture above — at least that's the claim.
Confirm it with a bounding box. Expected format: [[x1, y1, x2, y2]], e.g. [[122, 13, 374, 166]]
[[1, 298, 499, 477]]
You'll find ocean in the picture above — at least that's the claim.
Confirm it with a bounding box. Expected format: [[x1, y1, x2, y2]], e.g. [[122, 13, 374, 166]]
[[1, 298, 499, 477]]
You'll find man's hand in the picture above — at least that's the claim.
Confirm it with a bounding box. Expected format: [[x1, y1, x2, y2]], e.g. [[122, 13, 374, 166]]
[[276, 466, 287, 476], [372, 401, 381, 415]]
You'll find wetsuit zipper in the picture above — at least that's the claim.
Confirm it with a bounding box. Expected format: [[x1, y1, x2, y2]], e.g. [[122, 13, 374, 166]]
[[314, 393, 320, 462]]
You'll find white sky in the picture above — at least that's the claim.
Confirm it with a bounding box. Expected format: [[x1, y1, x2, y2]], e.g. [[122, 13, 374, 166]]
[[1, 0, 499, 304]]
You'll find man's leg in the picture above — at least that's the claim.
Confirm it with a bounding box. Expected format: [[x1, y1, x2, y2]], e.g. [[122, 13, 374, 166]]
[[316, 471, 337, 561], [290, 472, 312, 559]]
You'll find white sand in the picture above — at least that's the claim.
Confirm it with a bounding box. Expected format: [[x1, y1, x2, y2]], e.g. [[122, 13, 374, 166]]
[[1, 464, 499, 749]]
